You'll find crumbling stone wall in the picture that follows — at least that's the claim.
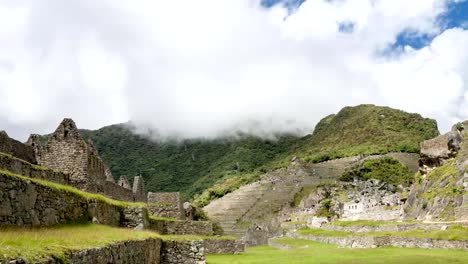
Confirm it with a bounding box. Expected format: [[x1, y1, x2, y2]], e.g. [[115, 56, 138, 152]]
[[149, 218, 214, 236], [122, 206, 149, 229], [0, 172, 89, 226], [27, 119, 147, 202], [101, 180, 137, 202], [0, 153, 70, 185], [38, 119, 106, 191], [0, 131, 36, 164], [0, 171, 149, 228], [161, 240, 205, 264], [133, 176, 146, 201], [148, 192, 184, 219]]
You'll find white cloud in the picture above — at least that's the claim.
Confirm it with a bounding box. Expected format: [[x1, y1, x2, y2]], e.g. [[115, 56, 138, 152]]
[[0, 0, 467, 140]]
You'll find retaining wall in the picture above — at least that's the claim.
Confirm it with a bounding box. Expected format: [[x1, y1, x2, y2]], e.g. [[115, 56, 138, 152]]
[[161, 240, 205, 264], [204, 239, 245, 254], [0, 132, 36, 164], [0, 172, 148, 228], [288, 232, 468, 249], [150, 218, 213, 236], [3, 238, 162, 264]]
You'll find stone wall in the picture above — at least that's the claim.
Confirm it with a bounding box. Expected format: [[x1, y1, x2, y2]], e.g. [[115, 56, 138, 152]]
[[67, 238, 161, 264], [161, 240, 205, 264], [132, 176, 146, 201], [322, 223, 457, 233], [38, 119, 90, 188], [288, 232, 468, 249], [0, 131, 36, 164], [0, 171, 149, 228], [150, 218, 214, 236], [203, 239, 245, 254], [101, 180, 142, 202], [0, 153, 70, 185], [27, 119, 147, 203], [148, 192, 184, 219], [3, 238, 163, 264], [122, 206, 149, 229], [0, 172, 89, 226], [87, 200, 122, 227]]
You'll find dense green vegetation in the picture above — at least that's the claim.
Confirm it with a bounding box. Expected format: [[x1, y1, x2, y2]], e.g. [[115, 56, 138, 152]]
[[206, 237, 468, 264], [80, 126, 299, 199], [301, 105, 439, 162], [77, 104, 438, 200], [339, 157, 412, 186]]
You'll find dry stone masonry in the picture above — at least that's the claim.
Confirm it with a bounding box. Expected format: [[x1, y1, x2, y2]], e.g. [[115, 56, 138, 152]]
[[148, 192, 185, 219]]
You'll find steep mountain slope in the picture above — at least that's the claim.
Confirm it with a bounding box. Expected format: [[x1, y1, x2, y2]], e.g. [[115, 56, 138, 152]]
[[299, 104, 439, 162], [77, 104, 438, 199], [80, 126, 300, 197]]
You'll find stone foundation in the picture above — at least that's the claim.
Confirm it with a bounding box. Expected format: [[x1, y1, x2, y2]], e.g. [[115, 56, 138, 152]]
[[150, 218, 214, 236]]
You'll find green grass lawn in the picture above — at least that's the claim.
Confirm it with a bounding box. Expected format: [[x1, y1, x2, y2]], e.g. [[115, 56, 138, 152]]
[[0, 224, 233, 262], [328, 219, 418, 227], [206, 237, 468, 264], [0, 224, 159, 262]]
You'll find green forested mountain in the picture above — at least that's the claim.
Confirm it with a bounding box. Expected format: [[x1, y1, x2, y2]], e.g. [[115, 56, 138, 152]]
[[79, 104, 439, 200]]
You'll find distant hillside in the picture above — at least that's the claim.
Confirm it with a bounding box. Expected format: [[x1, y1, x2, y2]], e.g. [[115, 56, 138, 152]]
[[80, 127, 300, 198], [78, 104, 439, 199], [298, 104, 440, 162]]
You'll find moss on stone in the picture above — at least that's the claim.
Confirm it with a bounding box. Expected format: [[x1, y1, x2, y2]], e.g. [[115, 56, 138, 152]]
[[0, 169, 146, 208]]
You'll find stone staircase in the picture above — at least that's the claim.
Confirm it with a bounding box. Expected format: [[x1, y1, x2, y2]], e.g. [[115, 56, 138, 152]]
[[204, 164, 313, 239]]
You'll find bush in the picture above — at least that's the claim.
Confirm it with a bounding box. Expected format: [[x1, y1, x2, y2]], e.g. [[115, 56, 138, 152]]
[[340, 157, 412, 186]]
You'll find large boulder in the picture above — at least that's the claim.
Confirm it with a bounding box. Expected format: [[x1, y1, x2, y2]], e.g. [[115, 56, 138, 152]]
[[419, 124, 464, 174]]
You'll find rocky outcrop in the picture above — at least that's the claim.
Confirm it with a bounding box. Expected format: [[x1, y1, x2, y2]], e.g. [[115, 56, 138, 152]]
[[419, 129, 463, 174]]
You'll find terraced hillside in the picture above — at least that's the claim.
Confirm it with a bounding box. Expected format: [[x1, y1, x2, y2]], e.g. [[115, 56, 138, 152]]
[[204, 153, 420, 238]]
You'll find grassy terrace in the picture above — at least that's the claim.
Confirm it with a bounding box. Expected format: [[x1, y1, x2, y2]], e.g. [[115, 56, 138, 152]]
[[0, 224, 234, 262], [0, 169, 146, 208], [327, 220, 419, 227], [296, 226, 468, 240], [207, 237, 468, 264], [0, 224, 158, 262]]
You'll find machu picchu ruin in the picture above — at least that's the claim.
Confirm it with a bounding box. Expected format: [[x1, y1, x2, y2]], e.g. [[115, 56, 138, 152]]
[[0, 118, 245, 264], [1, 105, 467, 263]]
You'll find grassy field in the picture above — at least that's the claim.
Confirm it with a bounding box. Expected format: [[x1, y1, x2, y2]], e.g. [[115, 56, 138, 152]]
[[0, 224, 233, 262], [296, 225, 468, 240], [0, 224, 159, 262], [206, 237, 468, 264]]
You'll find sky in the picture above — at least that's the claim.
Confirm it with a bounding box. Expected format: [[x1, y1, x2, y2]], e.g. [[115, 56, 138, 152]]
[[0, 0, 468, 140]]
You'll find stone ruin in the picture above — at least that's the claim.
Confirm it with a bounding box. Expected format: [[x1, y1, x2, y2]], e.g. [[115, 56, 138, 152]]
[[26, 118, 147, 202]]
